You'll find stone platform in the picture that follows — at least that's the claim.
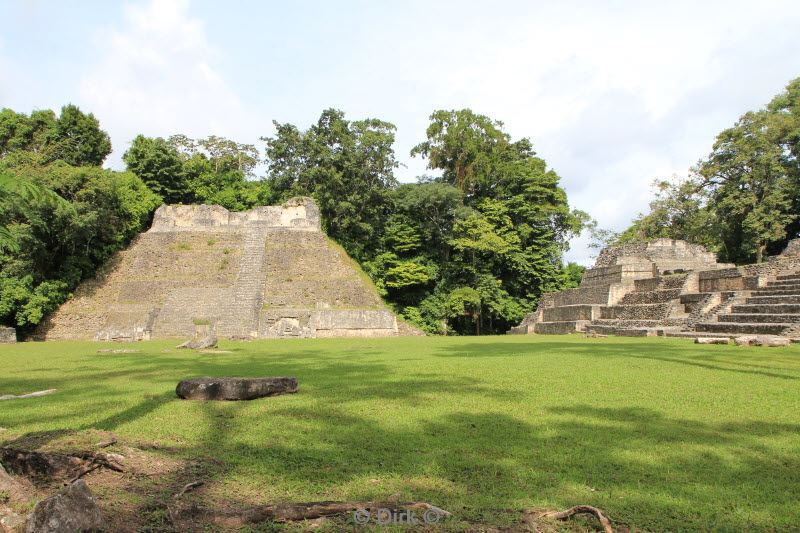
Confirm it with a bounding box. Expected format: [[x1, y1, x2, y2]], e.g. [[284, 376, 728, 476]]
[[512, 239, 730, 335]]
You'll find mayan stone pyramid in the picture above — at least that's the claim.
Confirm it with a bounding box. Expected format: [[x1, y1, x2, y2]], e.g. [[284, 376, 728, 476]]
[[37, 197, 402, 340]]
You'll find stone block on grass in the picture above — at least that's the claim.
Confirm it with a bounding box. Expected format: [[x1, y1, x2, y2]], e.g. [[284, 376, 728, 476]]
[[695, 337, 730, 345], [176, 377, 298, 401]]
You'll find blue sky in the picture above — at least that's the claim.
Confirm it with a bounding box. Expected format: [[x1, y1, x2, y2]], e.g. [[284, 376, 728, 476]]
[[2, 0, 800, 264]]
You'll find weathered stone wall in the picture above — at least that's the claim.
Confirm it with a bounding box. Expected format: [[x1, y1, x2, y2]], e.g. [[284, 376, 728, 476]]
[[695, 239, 800, 291], [151, 197, 321, 232], [579, 263, 655, 287], [698, 269, 759, 292], [311, 310, 398, 338], [542, 305, 599, 322]]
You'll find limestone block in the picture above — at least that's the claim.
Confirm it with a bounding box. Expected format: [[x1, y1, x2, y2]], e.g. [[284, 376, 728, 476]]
[[753, 335, 791, 347], [695, 337, 729, 345], [735, 335, 791, 347], [734, 336, 757, 346]]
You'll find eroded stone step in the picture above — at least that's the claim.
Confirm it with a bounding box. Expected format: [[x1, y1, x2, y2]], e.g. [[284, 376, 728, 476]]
[[541, 305, 599, 322], [776, 273, 800, 281], [680, 293, 711, 304], [751, 288, 800, 297], [746, 295, 800, 305], [591, 319, 662, 327], [766, 280, 800, 289], [694, 322, 791, 335], [664, 331, 733, 339], [585, 325, 649, 337], [732, 303, 800, 314], [583, 324, 674, 337], [718, 313, 800, 323]]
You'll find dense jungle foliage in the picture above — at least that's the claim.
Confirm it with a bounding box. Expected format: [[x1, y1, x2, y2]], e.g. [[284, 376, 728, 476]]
[[3, 76, 798, 334]]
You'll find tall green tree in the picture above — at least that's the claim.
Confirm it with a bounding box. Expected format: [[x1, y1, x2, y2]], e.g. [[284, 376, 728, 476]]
[[698, 107, 797, 263], [411, 109, 509, 195], [123, 135, 188, 204], [124, 133, 271, 210], [619, 77, 800, 264], [0, 105, 111, 166], [0, 161, 160, 331], [406, 109, 585, 333], [263, 109, 398, 260]]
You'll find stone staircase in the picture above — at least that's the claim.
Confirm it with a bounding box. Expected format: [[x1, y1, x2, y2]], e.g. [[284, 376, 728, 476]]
[[152, 225, 269, 339], [688, 272, 800, 337], [583, 274, 689, 336], [222, 225, 268, 338]]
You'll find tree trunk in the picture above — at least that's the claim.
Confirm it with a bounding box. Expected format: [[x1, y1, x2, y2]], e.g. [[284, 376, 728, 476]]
[[756, 242, 766, 263]]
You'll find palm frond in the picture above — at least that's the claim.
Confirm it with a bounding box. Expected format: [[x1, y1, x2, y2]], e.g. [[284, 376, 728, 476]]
[[0, 225, 19, 253]]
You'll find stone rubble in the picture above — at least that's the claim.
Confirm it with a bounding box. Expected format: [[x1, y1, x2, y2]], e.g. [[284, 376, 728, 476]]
[[25, 480, 103, 533]]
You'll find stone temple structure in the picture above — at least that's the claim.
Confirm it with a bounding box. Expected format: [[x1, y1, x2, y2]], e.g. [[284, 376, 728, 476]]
[[37, 197, 406, 341], [511, 238, 800, 339]]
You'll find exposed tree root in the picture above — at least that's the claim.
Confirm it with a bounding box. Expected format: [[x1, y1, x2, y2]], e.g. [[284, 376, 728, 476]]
[[527, 505, 613, 533], [0, 447, 124, 484]]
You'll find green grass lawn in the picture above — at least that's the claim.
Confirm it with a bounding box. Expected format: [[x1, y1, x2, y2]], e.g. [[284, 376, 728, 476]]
[[1, 335, 799, 531]]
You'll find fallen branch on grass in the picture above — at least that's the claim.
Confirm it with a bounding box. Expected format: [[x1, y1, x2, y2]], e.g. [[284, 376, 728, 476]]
[[173, 500, 451, 527], [527, 505, 613, 533], [69, 463, 102, 483], [174, 481, 205, 499], [0, 389, 57, 401]]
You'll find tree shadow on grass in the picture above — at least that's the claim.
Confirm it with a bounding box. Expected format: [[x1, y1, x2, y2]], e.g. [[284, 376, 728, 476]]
[[434, 340, 800, 381], [4, 341, 800, 530], [153, 400, 800, 531]]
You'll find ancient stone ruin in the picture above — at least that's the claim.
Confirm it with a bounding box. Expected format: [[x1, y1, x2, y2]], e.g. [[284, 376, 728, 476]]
[[37, 197, 404, 340], [0, 326, 16, 343], [511, 238, 800, 340]]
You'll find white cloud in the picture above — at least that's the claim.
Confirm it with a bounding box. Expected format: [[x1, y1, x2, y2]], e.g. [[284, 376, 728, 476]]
[[69, 0, 800, 265], [0, 40, 10, 103], [79, 0, 249, 167]]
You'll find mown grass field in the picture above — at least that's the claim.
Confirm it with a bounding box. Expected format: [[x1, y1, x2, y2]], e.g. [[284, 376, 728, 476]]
[[1, 335, 799, 531]]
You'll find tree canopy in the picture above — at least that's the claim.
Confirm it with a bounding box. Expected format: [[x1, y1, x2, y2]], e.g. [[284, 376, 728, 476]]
[[614, 77, 800, 264], [263, 109, 398, 260], [123, 134, 271, 210], [0, 104, 111, 166]]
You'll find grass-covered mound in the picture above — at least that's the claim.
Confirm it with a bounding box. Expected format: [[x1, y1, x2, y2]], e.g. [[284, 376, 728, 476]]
[[1, 336, 799, 531]]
